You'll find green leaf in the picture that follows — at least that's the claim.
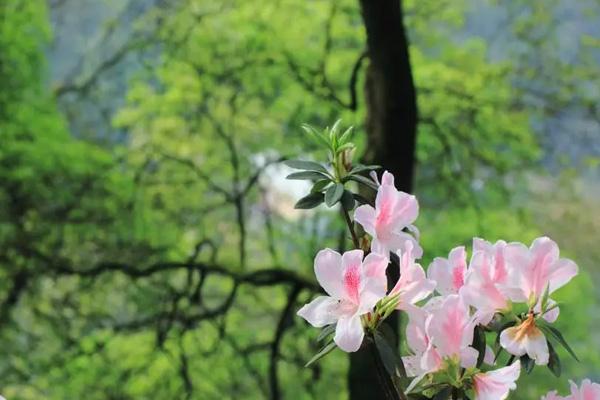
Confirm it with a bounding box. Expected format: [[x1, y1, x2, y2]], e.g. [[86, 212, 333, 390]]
[[349, 164, 380, 175], [345, 174, 378, 191], [547, 341, 561, 377], [305, 340, 337, 367], [317, 324, 336, 342], [311, 179, 331, 193], [472, 325, 487, 367], [432, 386, 452, 400], [330, 119, 342, 138], [340, 190, 355, 210], [352, 193, 373, 206], [286, 171, 330, 181], [284, 159, 330, 174], [338, 126, 354, 145], [301, 124, 331, 149], [540, 283, 550, 313], [539, 323, 580, 361], [294, 193, 324, 209], [325, 183, 344, 207], [336, 142, 354, 152], [374, 329, 406, 378], [520, 355, 535, 374]]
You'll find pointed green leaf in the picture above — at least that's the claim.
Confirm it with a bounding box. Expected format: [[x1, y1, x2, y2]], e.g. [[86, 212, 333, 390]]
[[286, 171, 330, 181], [540, 283, 550, 313], [317, 324, 336, 342], [352, 193, 373, 206], [547, 341, 561, 377], [325, 183, 344, 207], [345, 174, 378, 191], [311, 179, 331, 193], [374, 329, 406, 378], [284, 159, 330, 174], [340, 190, 355, 211], [294, 193, 324, 209], [349, 164, 381, 175], [472, 325, 487, 367], [432, 386, 452, 400], [520, 355, 535, 374], [338, 126, 354, 145], [301, 124, 331, 149], [540, 323, 579, 361], [305, 340, 337, 367]]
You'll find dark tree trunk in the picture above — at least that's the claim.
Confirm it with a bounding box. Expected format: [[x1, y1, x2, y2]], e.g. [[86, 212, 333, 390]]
[[349, 0, 417, 399]]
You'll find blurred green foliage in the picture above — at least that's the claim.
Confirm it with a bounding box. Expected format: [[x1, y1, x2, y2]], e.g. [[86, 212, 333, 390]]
[[0, 0, 598, 399]]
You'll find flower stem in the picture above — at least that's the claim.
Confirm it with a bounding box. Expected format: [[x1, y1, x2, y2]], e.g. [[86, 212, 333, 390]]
[[342, 206, 361, 249]]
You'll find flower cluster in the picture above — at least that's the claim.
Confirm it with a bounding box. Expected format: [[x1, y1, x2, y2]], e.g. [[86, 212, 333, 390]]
[[288, 123, 591, 399], [542, 380, 600, 400]]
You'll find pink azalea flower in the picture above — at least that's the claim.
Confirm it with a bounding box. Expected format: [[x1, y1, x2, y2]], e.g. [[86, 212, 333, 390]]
[[498, 237, 577, 364], [389, 241, 436, 309], [403, 304, 441, 375], [354, 171, 421, 257], [427, 294, 478, 368], [473, 361, 521, 400], [503, 236, 578, 305], [541, 379, 600, 400], [499, 313, 549, 365], [541, 391, 564, 400], [460, 239, 511, 324], [404, 294, 479, 375], [297, 248, 388, 352], [568, 379, 600, 400], [427, 246, 468, 295]]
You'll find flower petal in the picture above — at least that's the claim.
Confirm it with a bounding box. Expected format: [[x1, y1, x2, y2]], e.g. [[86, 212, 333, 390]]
[[334, 314, 364, 352], [297, 296, 339, 327], [473, 361, 520, 400], [354, 205, 376, 236], [314, 248, 345, 298]]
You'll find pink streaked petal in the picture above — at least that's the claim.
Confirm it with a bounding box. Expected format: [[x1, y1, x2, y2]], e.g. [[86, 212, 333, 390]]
[[381, 170, 395, 187], [548, 258, 578, 294], [473, 360, 520, 400], [342, 249, 364, 304], [358, 277, 386, 313], [388, 192, 418, 228], [334, 314, 364, 352], [297, 296, 340, 327], [404, 305, 430, 353], [314, 249, 345, 299], [420, 343, 442, 373], [362, 252, 389, 283], [429, 295, 471, 358], [503, 242, 533, 301], [354, 205, 377, 236], [374, 185, 398, 226]]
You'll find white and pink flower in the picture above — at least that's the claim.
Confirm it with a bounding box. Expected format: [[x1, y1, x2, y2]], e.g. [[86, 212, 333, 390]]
[[354, 171, 421, 258], [389, 241, 436, 310], [297, 248, 388, 352], [427, 246, 468, 295], [498, 237, 578, 365], [460, 239, 511, 324], [541, 379, 600, 400], [404, 294, 479, 375]]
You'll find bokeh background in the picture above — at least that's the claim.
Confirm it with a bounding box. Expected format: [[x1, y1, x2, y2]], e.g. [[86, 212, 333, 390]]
[[1, 0, 599, 399]]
